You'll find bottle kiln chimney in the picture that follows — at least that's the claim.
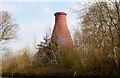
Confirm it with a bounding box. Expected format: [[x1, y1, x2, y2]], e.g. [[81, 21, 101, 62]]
[[51, 12, 73, 46]]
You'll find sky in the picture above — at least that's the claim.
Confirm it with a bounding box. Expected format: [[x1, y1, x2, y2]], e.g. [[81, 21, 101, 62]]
[[0, 1, 80, 51]]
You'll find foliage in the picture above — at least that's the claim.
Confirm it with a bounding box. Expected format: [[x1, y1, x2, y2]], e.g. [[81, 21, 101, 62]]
[[2, 47, 33, 76]]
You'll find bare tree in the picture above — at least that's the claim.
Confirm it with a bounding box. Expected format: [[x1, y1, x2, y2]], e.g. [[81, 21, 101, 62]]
[[0, 11, 18, 43], [75, 0, 120, 66]]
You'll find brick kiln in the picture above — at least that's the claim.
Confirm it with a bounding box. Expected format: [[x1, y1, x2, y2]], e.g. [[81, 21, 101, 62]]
[[51, 12, 73, 46]]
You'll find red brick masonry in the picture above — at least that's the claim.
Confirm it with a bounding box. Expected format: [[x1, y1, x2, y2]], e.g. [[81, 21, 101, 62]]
[[51, 12, 73, 46]]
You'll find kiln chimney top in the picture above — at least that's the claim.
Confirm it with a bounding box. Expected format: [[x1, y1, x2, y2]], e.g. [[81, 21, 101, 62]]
[[54, 12, 67, 16]]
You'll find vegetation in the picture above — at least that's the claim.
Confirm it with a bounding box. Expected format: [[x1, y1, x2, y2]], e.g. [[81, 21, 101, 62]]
[[2, 35, 120, 77], [0, 11, 18, 43], [1, 0, 120, 77]]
